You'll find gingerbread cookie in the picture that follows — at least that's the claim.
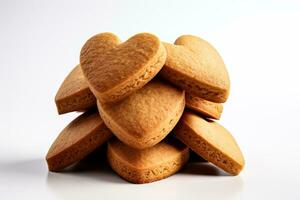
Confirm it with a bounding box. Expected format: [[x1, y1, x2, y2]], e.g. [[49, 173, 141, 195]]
[[174, 111, 245, 175], [107, 138, 189, 184], [97, 79, 185, 149], [46, 110, 112, 171], [80, 32, 166, 103], [55, 65, 96, 114], [185, 93, 223, 119], [160, 35, 230, 103]]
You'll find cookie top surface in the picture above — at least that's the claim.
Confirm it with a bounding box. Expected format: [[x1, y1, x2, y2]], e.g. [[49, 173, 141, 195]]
[[162, 35, 230, 102], [98, 79, 185, 148], [168, 35, 229, 90], [108, 138, 188, 169], [80, 32, 166, 103], [55, 65, 90, 101], [180, 111, 244, 167], [46, 110, 105, 158]]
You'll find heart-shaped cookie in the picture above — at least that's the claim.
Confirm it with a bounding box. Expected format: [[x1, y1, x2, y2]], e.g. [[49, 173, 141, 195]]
[[185, 93, 223, 119], [160, 35, 230, 103], [55, 65, 96, 114], [107, 138, 189, 184], [46, 110, 112, 171], [80, 32, 167, 103], [97, 79, 185, 149], [174, 111, 245, 175]]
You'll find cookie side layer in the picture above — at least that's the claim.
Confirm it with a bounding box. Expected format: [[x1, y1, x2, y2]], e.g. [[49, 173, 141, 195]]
[[185, 93, 223, 119]]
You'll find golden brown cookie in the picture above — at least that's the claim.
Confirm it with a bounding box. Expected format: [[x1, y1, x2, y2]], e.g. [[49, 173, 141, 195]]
[[55, 65, 96, 114], [80, 32, 167, 103], [160, 35, 230, 103], [174, 111, 245, 175], [46, 110, 112, 171], [107, 138, 189, 184], [185, 93, 223, 119], [97, 79, 185, 149]]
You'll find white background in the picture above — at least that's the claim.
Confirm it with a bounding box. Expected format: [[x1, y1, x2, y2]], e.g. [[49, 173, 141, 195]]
[[1, 0, 300, 199]]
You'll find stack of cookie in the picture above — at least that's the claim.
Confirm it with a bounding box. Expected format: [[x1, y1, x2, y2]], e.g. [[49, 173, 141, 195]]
[[46, 33, 245, 184]]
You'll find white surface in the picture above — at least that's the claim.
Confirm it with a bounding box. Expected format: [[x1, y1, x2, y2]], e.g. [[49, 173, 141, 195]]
[[1, 0, 300, 199]]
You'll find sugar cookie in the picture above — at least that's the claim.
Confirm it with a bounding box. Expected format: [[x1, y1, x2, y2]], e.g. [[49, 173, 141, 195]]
[[185, 93, 223, 119], [174, 111, 244, 175], [80, 33, 166, 103], [107, 138, 189, 183], [46, 110, 112, 171], [55, 65, 96, 114], [97, 79, 185, 149], [160, 35, 230, 103]]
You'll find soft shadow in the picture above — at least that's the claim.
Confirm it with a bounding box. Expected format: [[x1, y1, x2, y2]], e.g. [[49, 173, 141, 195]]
[[0, 158, 47, 177], [46, 158, 127, 200], [189, 150, 208, 163], [181, 162, 230, 176], [47, 158, 125, 184], [0, 158, 244, 200], [177, 162, 244, 199], [47, 144, 125, 184], [0, 157, 124, 184]]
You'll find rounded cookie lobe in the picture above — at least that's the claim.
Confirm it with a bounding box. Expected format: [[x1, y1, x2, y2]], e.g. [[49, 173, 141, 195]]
[[98, 79, 185, 149], [174, 111, 245, 175], [185, 93, 223, 120], [80, 32, 167, 103], [55, 65, 96, 114], [46, 110, 113, 171], [107, 138, 189, 184], [160, 35, 230, 103]]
